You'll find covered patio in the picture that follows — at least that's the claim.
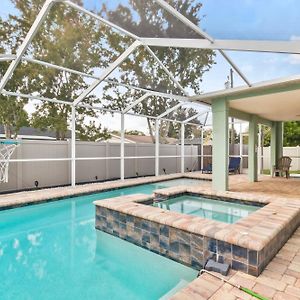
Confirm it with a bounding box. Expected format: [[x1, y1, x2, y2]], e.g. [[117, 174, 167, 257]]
[[192, 76, 300, 191]]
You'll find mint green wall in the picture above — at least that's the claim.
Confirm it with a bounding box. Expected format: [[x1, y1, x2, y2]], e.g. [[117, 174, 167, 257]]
[[211, 97, 284, 191], [248, 115, 258, 182], [212, 98, 228, 191], [271, 122, 283, 168]]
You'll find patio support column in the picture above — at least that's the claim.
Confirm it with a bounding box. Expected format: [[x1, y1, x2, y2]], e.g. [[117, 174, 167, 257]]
[[248, 115, 258, 182], [120, 113, 125, 180], [271, 121, 283, 170], [71, 106, 76, 187], [181, 122, 185, 173], [212, 98, 228, 191], [155, 119, 160, 176], [239, 122, 243, 173]]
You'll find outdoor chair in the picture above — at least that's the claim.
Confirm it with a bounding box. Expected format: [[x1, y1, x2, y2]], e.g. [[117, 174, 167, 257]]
[[201, 164, 212, 174], [201, 157, 241, 174], [228, 157, 241, 174], [272, 156, 292, 179]]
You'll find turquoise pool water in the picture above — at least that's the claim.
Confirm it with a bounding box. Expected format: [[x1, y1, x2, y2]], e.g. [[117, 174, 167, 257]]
[[154, 195, 259, 224], [0, 178, 201, 300]]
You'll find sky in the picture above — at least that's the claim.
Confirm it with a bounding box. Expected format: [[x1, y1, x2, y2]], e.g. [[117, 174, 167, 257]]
[[1, 0, 300, 133]]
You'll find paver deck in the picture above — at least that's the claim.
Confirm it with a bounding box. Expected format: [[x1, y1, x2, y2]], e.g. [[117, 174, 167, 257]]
[[94, 181, 300, 276], [1, 172, 299, 209], [171, 227, 300, 300], [1, 172, 299, 299], [0, 173, 211, 210]]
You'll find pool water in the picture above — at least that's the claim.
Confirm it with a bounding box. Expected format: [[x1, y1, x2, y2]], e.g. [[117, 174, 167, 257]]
[[154, 195, 259, 224], [0, 178, 201, 300]]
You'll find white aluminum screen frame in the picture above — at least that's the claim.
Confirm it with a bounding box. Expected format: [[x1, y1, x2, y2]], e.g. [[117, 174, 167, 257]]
[[0, 0, 299, 187]]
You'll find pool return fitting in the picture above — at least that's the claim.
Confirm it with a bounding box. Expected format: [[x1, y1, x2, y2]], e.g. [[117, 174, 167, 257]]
[[199, 269, 269, 300]]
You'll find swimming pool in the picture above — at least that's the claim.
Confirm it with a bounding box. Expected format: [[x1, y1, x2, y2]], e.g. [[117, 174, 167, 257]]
[[153, 194, 259, 224], [0, 178, 201, 300]]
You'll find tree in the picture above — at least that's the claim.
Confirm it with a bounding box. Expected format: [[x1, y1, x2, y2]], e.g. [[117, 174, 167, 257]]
[[0, 16, 29, 138], [260, 122, 300, 147], [262, 125, 270, 147], [229, 127, 239, 144], [162, 108, 202, 139], [283, 121, 300, 146], [101, 0, 215, 141], [76, 121, 111, 142], [3, 0, 113, 140]]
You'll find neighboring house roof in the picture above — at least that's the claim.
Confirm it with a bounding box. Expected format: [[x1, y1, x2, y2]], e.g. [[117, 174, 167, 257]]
[[101, 133, 136, 144], [102, 133, 178, 144], [124, 135, 178, 144], [178, 138, 212, 145], [182, 138, 202, 145], [0, 125, 71, 140]]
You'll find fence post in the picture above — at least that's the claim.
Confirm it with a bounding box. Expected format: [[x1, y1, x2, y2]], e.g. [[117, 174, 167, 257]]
[[181, 123, 185, 173], [71, 106, 76, 187], [120, 113, 125, 180], [296, 145, 300, 171], [105, 142, 109, 180], [155, 119, 160, 176], [16, 142, 23, 190], [201, 128, 204, 170]]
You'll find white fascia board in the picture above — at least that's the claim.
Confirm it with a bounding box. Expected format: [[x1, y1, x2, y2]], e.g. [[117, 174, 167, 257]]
[[190, 75, 300, 102]]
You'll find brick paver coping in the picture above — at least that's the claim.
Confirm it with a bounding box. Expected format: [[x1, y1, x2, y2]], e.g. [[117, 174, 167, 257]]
[[94, 185, 300, 276], [0, 172, 211, 210]]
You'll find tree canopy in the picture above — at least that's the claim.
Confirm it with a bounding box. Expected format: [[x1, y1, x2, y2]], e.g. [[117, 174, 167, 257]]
[[1, 0, 214, 141], [1, 0, 111, 140], [101, 0, 215, 141]]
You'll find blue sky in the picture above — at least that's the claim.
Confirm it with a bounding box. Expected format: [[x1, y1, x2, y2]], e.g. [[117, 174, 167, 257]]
[[95, 0, 300, 90], [2, 0, 300, 91], [1, 0, 300, 131]]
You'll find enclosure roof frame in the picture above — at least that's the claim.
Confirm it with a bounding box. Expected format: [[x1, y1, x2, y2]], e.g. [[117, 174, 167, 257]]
[[1, 0, 300, 127]]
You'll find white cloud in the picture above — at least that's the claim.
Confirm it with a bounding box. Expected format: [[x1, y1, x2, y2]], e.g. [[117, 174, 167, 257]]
[[290, 35, 300, 41], [289, 54, 300, 65], [288, 36, 300, 64]]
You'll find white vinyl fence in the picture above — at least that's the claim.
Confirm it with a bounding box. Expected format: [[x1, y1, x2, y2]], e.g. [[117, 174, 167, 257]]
[[2, 141, 299, 193], [262, 146, 300, 171], [0, 140, 199, 193]]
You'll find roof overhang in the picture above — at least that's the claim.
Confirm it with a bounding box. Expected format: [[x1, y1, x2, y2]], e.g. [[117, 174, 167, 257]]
[[191, 75, 300, 122]]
